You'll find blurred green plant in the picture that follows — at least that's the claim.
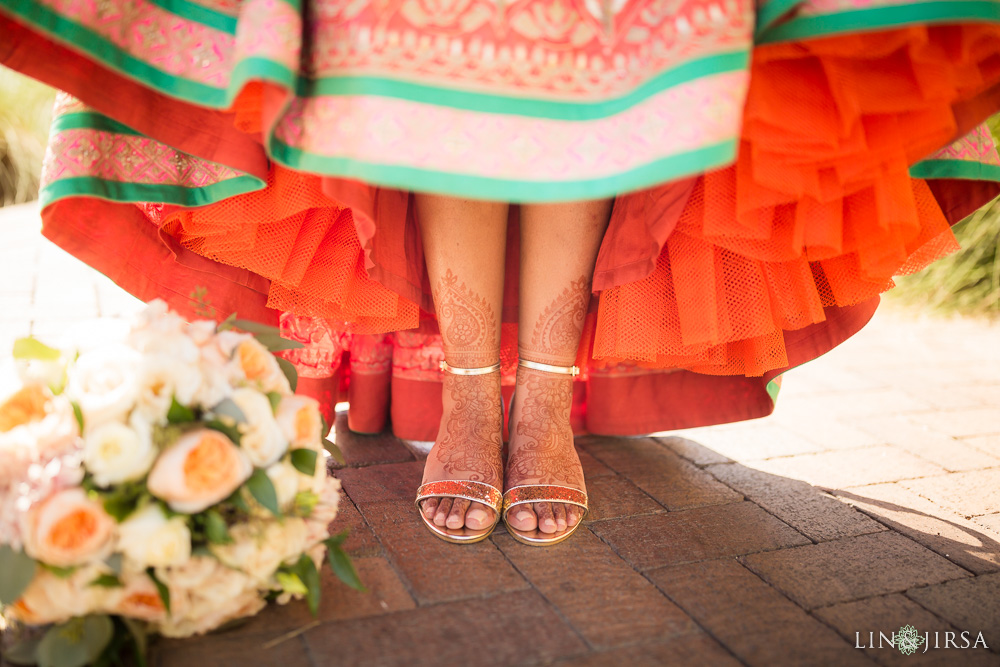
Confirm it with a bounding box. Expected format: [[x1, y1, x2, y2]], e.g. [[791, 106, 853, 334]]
[[0, 66, 56, 206], [890, 115, 1000, 319]]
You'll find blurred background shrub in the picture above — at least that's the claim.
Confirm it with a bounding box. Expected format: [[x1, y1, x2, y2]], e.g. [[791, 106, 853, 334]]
[[0, 66, 55, 206]]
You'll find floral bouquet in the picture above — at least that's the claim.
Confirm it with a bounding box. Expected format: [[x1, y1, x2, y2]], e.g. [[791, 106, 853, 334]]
[[0, 301, 360, 666]]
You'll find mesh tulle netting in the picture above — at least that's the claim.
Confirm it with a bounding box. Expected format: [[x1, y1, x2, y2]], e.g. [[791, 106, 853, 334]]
[[155, 24, 1000, 377], [593, 25, 1000, 375], [161, 168, 419, 334]]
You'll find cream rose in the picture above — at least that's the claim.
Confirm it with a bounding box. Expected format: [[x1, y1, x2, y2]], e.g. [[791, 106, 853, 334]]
[[157, 565, 263, 638], [275, 395, 324, 450], [67, 344, 142, 428], [210, 518, 309, 584], [233, 338, 290, 394], [265, 460, 300, 511], [231, 388, 288, 467], [147, 429, 252, 514], [0, 386, 78, 457], [118, 503, 192, 568], [20, 488, 116, 567], [83, 418, 156, 487], [9, 565, 109, 625]]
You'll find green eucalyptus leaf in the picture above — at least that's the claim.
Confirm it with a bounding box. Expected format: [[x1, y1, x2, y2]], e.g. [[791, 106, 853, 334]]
[[275, 571, 307, 596], [216, 312, 237, 332], [166, 397, 195, 424], [71, 402, 84, 433], [204, 510, 232, 545], [104, 553, 123, 576], [296, 554, 321, 617], [145, 568, 170, 614], [253, 333, 305, 352], [290, 448, 318, 476], [13, 337, 61, 361], [246, 469, 280, 517], [121, 617, 149, 667], [205, 419, 242, 445], [36, 616, 114, 667], [88, 573, 123, 588], [40, 563, 76, 578], [323, 438, 345, 466], [3, 636, 41, 665], [230, 319, 283, 337], [209, 397, 246, 424], [323, 538, 365, 592], [276, 357, 298, 392], [0, 545, 37, 604]]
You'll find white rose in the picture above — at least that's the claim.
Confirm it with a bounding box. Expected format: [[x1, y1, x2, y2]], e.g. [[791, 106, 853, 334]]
[[83, 417, 157, 487], [67, 344, 142, 428], [266, 460, 300, 511], [231, 388, 288, 467], [118, 504, 192, 568], [134, 356, 203, 422]]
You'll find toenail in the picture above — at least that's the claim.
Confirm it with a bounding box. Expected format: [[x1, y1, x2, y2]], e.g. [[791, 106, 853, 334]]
[[468, 509, 487, 523], [516, 511, 533, 522], [542, 518, 556, 530]]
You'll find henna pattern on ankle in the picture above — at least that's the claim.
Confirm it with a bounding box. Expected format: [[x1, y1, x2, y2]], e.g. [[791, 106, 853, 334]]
[[507, 369, 582, 486], [527, 275, 591, 362], [434, 268, 499, 368]]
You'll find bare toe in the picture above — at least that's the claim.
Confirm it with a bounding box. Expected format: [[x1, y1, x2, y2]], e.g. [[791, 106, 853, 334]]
[[553, 503, 567, 531], [421, 498, 439, 519], [446, 498, 471, 529], [506, 504, 537, 531], [433, 497, 453, 527], [567, 506, 582, 527], [535, 502, 557, 534], [465, 502, 494, 530]]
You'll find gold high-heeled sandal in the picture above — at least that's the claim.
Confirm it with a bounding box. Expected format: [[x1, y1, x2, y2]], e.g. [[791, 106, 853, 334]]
[[414, 360, 504, 544], [502, 359, 589, 547]]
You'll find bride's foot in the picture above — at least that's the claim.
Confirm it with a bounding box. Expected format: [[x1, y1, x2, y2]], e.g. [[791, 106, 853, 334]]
[[419, 367, 504, 532], [505, 364, 586, 535]]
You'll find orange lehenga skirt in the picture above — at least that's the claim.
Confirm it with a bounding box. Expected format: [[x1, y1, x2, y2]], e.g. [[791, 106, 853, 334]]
[[3, 0, 1000, 438]]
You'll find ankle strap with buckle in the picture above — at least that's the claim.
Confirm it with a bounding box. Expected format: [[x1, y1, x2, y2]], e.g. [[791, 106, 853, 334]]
[[518, 359, 580, 377], [438, 360, 502, 376]]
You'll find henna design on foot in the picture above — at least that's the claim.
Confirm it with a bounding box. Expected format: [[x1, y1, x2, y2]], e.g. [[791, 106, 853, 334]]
[[506, 369, 582, 487]]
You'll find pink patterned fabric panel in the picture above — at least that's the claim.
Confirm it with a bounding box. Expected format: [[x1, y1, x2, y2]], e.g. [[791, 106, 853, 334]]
[[928, 124, 1000, 165]]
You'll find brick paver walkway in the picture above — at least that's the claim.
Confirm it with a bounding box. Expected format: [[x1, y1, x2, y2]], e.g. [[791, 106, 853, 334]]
[[2, 202, 999, 666]]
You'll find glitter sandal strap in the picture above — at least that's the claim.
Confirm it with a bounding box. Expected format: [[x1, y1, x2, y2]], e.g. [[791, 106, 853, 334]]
[[502, 484, 588, 515], [415, 480, 503, 513]]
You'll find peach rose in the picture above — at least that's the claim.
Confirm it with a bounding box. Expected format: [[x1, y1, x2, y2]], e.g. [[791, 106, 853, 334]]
[[234, 338, 290, 394], [0, 384, 51, 432], [275, 395, 324, 450], [20, 488, 116, 567], [103, 571, 170, 622], [147, 429, 252, 514]]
